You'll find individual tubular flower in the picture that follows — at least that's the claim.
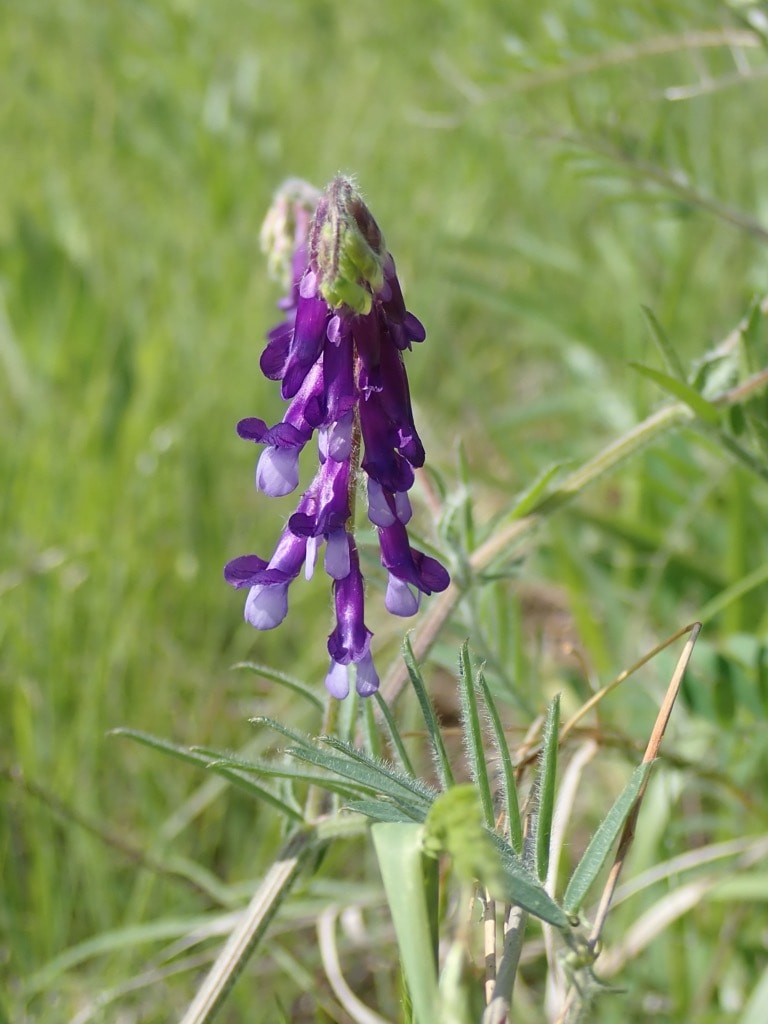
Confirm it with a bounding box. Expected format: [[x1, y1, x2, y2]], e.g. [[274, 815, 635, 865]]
[[225, 175, 450, 698]]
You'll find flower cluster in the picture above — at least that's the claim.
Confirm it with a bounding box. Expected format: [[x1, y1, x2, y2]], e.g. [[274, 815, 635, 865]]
[[225, 176, 449, 698]]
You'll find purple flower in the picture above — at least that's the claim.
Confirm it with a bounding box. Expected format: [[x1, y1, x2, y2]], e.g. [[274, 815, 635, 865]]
[[226, 176, 450, 698]]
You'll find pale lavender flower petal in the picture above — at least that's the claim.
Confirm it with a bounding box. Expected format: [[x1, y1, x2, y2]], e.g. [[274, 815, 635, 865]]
[[385, 573, 421, 617], [355, 651, 380, 696], [245, 583, 289, 629], [325, 659, 350, 699], [256, 445, 300, 496], [324, 528, 351, 580], [367, 477, 396, 527]]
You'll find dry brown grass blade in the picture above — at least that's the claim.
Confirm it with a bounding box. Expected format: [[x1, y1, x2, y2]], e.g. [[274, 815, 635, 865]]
[[587, 622, 702, 949]]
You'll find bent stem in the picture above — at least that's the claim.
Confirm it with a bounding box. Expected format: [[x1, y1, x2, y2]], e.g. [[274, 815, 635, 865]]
[[179, 829, 315, 1024]]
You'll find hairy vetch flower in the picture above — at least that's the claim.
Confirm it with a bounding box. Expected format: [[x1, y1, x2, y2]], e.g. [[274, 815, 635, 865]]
[[225, 176, 449, 698]]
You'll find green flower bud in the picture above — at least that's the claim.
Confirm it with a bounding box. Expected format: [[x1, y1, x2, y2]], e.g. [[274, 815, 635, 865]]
[[260, 178, 321, 287], [309, 176, 386, 315]]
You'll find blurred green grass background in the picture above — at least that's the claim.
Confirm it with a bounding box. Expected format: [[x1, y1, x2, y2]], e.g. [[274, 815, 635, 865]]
[[4, 0, 768, 1020]]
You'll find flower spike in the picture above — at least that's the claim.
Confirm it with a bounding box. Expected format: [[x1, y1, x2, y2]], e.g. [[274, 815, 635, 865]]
[[226, 176, 449, 697]]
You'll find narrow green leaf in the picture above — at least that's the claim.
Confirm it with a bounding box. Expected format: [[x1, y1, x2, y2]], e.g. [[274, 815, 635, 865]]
[[492, 837, 570, 928], [562, 762, 652, 915], [697, 560, 768, 624], [508, 461, 568, 519], [457, 441, 476, 552], [319, 736, 438, 803], [740, 963, 768, 1024], [206, 766, 304, 821], [24, 913, 232, 996], [535, 696, 560, 883], [374, 690, 416, 776], [112, 729, 303, 819], [191, 747, 365, 800], [249, 716, 315, 749], [372, 823, 439, 1024], [112, 727, 216, 769], [457, 642, 494, 828], [230, 662, 323, 710], [402, 635, 455, 791], [286, 745, 434, 812], [346, 799, 424, 823], [629, 362, 721, 425], [478, 670, 523, 855], [640, 305, 687, 381], [740, 295, 765, 363]]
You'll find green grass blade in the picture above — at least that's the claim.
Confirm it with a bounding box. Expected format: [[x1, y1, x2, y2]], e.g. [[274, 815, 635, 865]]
[[402, 635, 455, 791], [372, 823, 439, 1024], [629, 362, 721, 425], [457, 641, 494, 828], [23, 913, 234, 996], [229, 663, 324, 711], [562, 761, 652, 915], [373, 690, 416, 776], [362, 696, 383, 760], [535, 696, 560, 883], [740, 963, 768, 1024], [478, 669, 523, 854], [641, 305, 687, 381]]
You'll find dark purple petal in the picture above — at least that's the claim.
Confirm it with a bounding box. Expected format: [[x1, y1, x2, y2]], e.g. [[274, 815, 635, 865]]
[[237, 419, 307, 447], [281, 293, 329, 400], [288, 456, 350, 538], [378, 520, 450, 596], [403, 311, 426, 343], [260, 321, 293, 380], [376, 338, 425, 467], [224, 554, 270, 588], [323, 319, 356, 424], [376, 255, 426, 350], [359, 390, 416, 493], [351, 308, 382, 382], [269, 527, 309, 577], [327, 538, 372, 664]]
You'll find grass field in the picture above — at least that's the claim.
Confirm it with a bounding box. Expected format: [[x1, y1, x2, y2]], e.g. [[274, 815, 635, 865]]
[[4, 1, 768, 1021]]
